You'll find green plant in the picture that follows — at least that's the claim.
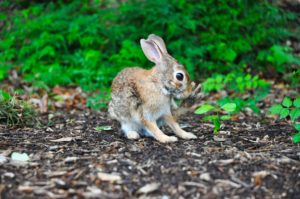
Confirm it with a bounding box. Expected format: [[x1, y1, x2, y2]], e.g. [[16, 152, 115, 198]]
[[202, 72, 270, 93], [86, 90, 111, 110], [269, 96, 300, 143], [257, 45, 300, 73], [0, 90, 38, 127], [202, 72, 270, 113], [0, 0, 298, 110], [195, 102, 237, 134]]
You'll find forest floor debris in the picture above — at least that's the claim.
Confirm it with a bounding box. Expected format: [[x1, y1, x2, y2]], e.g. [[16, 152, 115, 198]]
[[0, 107, 299, 199]]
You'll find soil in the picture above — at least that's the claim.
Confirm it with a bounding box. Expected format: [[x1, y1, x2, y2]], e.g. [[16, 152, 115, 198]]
[[0, 106, 299, 199]]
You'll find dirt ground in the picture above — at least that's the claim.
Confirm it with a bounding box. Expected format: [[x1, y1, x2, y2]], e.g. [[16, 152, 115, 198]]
[[0, 107, 299, 199]]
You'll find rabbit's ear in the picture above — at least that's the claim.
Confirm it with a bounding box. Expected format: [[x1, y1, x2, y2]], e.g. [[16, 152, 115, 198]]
[[140, 39, 163, 64], [148, 34, 168, 54]]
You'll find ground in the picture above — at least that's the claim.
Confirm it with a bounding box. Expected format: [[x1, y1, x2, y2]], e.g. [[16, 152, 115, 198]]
[[1, 104, 299, 199]]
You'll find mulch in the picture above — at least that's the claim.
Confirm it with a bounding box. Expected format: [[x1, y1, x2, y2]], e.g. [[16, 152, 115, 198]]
[[0, 106, 299, 199]]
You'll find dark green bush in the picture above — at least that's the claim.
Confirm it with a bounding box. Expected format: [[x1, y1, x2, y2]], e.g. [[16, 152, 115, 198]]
[[0, 0, 299, 94]]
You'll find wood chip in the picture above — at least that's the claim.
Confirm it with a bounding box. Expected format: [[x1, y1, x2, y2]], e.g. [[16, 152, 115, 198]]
[[18, 185, 34, 193], [50, 137, 73, 142], [44, 171, 67, 178], [200, 173, 211, 181], [97, 172, 122, 183], [252, 170, 270, 186], [0, 155, 8, 165], [215, 179, 241, 188], [83, 186, 120, 198], [64, 157, 78, 163], [211, 159, 235, 166], [213, 135, 226, 142], [137, 182, 160, 194]]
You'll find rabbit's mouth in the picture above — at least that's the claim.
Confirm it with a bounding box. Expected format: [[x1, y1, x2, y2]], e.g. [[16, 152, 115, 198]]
[[162, 85, 172, 95], [162, 84, 186, 99]]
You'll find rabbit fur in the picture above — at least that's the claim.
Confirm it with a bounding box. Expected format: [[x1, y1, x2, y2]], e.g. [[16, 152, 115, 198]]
[[108, 34, 200, 143]]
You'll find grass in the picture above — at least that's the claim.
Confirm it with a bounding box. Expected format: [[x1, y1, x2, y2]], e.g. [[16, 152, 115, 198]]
[[0, 91, 38, 127]]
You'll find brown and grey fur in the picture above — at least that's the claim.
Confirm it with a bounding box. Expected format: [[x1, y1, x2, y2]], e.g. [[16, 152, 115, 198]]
[[108, 34, 201, 143]]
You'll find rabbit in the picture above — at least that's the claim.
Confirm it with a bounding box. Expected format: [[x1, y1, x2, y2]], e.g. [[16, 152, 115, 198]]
[[108, 34, 201, 143]]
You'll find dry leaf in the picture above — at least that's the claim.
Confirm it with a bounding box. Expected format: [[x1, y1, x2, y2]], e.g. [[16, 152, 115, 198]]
[[252, 171, 270, 186]]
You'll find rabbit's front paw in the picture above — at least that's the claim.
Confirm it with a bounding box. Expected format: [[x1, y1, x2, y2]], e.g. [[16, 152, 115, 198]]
[[158, 135, 178, 143], [126, 131, 140, 140], [179, 132, 197, 140]]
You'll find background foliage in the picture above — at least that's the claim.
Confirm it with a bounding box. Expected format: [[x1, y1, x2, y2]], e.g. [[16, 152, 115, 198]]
[[1, 0, 299, 95]]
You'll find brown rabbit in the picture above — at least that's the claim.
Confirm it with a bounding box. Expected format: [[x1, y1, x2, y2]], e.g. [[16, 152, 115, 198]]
[[108, 34, 200, 143]]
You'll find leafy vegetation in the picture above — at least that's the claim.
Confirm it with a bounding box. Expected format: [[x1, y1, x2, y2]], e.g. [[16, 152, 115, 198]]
[[195, 102, 237, 134], [201, 72, 270, 114], [269, 96, 300, 143], [0, 0, 299, 140], [0, 0, 299, 95], [0, 90, 38, 127]]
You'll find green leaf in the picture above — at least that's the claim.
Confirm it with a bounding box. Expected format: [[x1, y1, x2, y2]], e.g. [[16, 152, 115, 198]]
[[293, 123, 300, 131], [203, 115, 219, 121], [195, 104, 215, 114], [292, 132, 300, 143], [290, 109, 300, 121], [221, 103, 236, 113], [282, 97, 292, 108], [268, 104, 282, 115], [220, 115, 231, 120], [294, 97, 300, 108], [279, 108, 289, 119], [213, 118, 221, 134], [94, 126, 112, 131], [0, 90, 11, 101]]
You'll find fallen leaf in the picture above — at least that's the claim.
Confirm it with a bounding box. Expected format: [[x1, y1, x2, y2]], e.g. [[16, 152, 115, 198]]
[[137, 182, 160, 194], [97, 172, 122, 183], [252, 171, 270, 186], [11, 152, 29, 162]]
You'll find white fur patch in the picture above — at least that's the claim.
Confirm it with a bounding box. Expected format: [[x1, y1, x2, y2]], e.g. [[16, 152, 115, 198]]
[[161, 86, 171, 95], [144, 103, 170, 121]]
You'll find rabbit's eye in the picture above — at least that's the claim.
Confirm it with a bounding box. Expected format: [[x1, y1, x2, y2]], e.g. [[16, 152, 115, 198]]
[[176, 72, 184, 81]]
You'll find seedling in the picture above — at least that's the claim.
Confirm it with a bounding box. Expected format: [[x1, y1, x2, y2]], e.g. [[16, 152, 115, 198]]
[[269, 96, 300, 143], [195, 102, 237, 134]]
